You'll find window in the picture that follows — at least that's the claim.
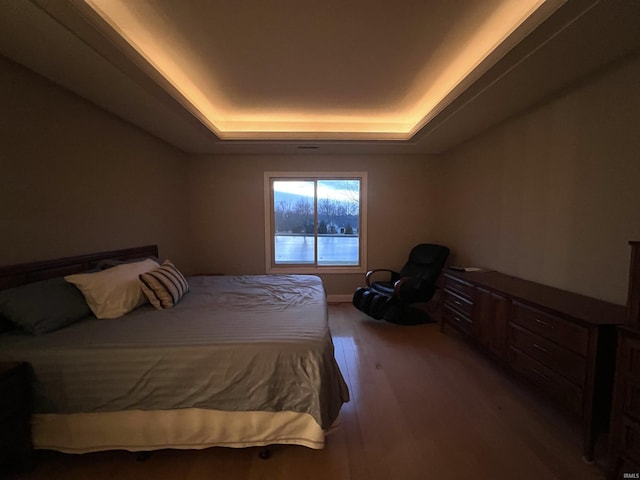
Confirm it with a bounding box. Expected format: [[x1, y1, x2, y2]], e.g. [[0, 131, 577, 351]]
[[264, 172, 367, 273]]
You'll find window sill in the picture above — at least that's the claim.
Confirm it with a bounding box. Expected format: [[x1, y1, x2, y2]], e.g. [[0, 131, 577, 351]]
[[266, 265, 366, 275]]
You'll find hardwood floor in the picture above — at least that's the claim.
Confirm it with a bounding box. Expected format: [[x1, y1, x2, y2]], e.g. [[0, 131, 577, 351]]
[[12, 303, 606, 480]]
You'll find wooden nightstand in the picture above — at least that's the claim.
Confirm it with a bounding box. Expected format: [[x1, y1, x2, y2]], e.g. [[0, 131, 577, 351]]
[[0, 362, 33, 476]]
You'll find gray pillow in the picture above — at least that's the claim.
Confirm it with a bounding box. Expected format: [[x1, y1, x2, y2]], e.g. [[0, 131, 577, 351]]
[[0, 277, 93, 335], [0, 315, 15, 333]]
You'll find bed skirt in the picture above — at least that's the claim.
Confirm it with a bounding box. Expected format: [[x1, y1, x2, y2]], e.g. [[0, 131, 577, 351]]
[[32, 408, 329, 453]]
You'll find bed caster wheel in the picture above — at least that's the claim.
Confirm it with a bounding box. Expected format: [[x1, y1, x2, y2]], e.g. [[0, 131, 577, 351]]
[[259, 447, 271, 460]]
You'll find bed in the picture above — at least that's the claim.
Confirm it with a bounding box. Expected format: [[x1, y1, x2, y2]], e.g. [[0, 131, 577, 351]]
[[0, 245, 349, 454]]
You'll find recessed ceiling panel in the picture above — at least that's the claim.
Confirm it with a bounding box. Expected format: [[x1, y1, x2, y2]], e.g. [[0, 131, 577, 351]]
[[80, 0, 565, 139]]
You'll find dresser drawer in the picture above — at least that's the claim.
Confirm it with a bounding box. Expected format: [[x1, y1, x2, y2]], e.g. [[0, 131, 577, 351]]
[[620, 415, 640, 465], [444, 275, 475, 301], [0, 362, 32, 475], [512, 302, 589, 356], [611, 455, 640, 480], [508, 346, 583, 416], [623, 377, 640, 423], [444, 290, 474, 318], [509, 324, 586, 387], [621, 334, 640, 381], [619, 336, 640, 423], [0, 367, 28, 415], [443, 305, 472, 336]]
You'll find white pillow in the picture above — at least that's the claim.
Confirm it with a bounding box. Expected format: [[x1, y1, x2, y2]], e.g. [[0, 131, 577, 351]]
[[65, 258, 159, 319]]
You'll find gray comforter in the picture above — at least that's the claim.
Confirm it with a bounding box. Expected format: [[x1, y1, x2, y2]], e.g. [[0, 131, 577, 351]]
[[0, 275, 349, 429]]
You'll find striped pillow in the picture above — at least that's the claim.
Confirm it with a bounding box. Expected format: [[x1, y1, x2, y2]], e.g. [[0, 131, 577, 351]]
[[139, 260, 189, 310]]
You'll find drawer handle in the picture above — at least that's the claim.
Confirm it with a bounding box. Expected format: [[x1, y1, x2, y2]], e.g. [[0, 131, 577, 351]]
[[453, 315, 467, 324], [454, 300, 463, 306], [533, 343, 548, 353], [534, 318, 553, 328], [529, 368, 553, 383]]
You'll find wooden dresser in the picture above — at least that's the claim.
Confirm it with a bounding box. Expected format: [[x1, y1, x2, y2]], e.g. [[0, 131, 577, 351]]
[[441, 269, 625, 461], [608, 241, 640, 479], [0, 362, 33, 476]]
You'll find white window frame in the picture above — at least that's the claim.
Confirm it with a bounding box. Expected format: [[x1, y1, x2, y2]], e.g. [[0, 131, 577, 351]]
[[264, 171, 368, 274]]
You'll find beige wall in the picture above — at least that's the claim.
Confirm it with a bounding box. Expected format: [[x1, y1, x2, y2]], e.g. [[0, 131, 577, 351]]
[[437, 53, 640, 305], [0, 56, 444, 296], [187, 154, 442, 296], [4, 49, 638, 305], [0, 57, 190, 267]]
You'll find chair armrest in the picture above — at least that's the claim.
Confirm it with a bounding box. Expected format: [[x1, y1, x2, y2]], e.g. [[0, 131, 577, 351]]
[[394, 277, 439, 302], [365, 269, 400, 287], [393, 276, 417, 299]]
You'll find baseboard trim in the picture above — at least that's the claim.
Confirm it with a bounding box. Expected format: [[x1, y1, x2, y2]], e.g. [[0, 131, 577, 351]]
[[327, 294, 352, 303]]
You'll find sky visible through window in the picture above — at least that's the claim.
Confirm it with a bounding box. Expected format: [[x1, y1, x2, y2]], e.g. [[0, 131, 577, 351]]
[[273, 180, 359, 202]]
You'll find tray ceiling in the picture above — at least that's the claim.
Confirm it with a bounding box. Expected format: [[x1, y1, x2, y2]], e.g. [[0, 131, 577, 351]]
[[1, 0, 639, 154], [83, 0, 561, 140]]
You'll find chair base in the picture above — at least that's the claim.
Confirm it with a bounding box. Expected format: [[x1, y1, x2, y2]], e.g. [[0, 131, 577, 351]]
[[388, 302, 434, 325], [353, 288, 434, 325]]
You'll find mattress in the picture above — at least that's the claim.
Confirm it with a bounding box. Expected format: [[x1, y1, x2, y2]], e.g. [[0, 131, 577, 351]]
[[0, 275, 349, 433]]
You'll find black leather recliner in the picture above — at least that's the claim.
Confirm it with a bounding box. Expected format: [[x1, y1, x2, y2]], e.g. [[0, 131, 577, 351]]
[[352, 243, 450, 324]]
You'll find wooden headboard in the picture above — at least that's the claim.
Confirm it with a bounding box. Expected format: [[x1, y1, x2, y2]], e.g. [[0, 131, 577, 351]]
[[0, 245, 159, 290]]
